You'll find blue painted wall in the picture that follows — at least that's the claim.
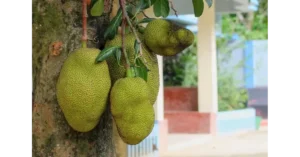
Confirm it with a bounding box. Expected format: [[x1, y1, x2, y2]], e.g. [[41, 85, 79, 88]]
[[217, 108, 256, 134], [244, 40, 268, 88], [252, 40, 268, 87], [218, 39, 268, 88], [244, 41, 254, 88]]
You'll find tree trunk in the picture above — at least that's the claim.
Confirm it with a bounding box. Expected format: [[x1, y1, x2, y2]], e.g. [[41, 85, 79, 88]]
[[32, 0, 117, 156]]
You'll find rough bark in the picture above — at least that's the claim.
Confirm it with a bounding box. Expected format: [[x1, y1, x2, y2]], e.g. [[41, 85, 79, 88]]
[[32, 0, 116, 156]]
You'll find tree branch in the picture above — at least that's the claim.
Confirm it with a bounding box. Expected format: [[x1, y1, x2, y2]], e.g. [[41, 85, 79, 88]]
[[141, 11, 150, 18], [119, 0, 148, 65], [236, 13, 248, 28], [82, 0, 88, 48], [169, 0, 178, 17], [119, 0, 130, 69]]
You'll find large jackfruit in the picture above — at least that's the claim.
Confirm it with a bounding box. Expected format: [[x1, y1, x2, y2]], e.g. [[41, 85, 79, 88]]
[[110, 77, 155, 145], [105, 33, 159, 106], [56, 48, 111, 132], [144, 19, 194, 56]]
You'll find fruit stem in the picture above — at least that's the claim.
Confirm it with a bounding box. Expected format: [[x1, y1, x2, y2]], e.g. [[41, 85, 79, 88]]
[[126, 68, 135, 78], [82, 0, 88, 48], [121, 0, 148, 65], [120, 0, 130, 70], [123, 6, 142, 53]]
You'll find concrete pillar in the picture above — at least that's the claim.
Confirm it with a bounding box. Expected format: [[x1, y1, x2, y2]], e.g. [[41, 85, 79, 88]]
[[154, 55, 168, 155], [197, 2, 218, 133], [154, 55, 164, 120]]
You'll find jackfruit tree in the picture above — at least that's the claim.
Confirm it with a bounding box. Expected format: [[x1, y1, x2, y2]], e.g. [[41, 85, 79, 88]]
[[32, 0, 212, 156]]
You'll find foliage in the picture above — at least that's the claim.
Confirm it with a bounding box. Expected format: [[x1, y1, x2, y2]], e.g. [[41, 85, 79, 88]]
[[88, 0, 213, 81], [221, 0, 268, 40], [216, 36, 248, 111], [217, 72, 248, 111]]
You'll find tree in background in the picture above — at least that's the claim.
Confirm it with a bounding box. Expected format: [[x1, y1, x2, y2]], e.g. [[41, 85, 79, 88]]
[[222, 0, 268, 40]]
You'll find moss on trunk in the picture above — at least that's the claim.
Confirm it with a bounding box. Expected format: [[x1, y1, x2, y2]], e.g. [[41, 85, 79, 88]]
[[32, 0, 117, 156]]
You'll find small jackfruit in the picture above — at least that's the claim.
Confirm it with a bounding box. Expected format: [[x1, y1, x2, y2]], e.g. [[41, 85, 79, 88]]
[[56, 48, 111, 132], [144, 19, 194, 56], [110, 77, 155, 145], [105, 33, 159, 106]]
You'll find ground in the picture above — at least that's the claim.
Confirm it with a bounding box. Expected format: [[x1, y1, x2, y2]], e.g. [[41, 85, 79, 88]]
[[162, 127, 268, 157]]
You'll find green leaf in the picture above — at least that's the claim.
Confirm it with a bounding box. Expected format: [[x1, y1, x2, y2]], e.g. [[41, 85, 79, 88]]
[[205, 0, 213, 8], [192, 0, 204, 17], [91, 0, 98, 7], [153, 0, 170, 18], [134, 40, 140, 55], [151, 0, 157, 4], [104, 9, 122, 40], [140, 0, 152, 10], [133, 0, 151, 18], [95, 46, 121, 63], [127, 10, 135, 19], [114, 48, 122, 66], [91, 0, 104, 16], [137, 26, 145, 34], [138, 18, 156, 24], [134, 58, 148, 81], [126, 5, 135, 19]]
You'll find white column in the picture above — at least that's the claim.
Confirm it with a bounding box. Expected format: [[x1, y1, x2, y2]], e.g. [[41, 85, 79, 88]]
[[154, 55, 164, 120], [197, 3, 218, 113]]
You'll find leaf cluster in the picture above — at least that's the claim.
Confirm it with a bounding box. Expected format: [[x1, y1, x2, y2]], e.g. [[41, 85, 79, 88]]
[[89, 0, 212, 80]]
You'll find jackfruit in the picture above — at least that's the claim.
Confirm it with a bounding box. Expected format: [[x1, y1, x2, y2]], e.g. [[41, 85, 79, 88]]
[[110, 77, 155, 145], [105, 33, 159, 106], [56, 48, 111, 132], [144, 19, 194, 56]]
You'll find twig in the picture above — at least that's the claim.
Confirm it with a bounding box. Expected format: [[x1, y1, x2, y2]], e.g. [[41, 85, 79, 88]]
[[119, 0, 131, 69], [123, 10, 141, 48], [236, 13, 248, 27], [82, 0, 88, 48], [119, 0, 149, 66], [141, 11, 150, 18], [169, 0, 178, 17], [121, 1, 148, 63]]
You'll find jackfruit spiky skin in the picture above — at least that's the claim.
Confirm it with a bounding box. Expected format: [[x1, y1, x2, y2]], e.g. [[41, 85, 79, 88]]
[[56, 48, 111, 132], [105, 33, 159, 106], [110, 77, 155, 145], [144, 19, 194, 56]]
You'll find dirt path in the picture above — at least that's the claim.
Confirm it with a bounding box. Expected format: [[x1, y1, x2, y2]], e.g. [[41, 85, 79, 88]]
[[162, 128, 268, 157]]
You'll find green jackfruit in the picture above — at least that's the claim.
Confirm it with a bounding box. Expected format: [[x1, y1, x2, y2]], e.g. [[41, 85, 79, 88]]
[[144, 19, 194, 56], [110, 77, 155, 145], [105, 33, 159, 106], [56, 48, 111, 132]]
